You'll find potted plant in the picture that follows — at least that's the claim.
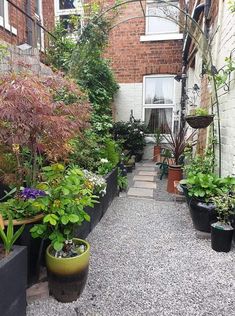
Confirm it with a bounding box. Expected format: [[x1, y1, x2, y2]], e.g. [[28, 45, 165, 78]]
[[0, 215, 27, 316], [181, 174, 235, 232], [153, 129, 163, 162], [185, 107, 214, 129], [30, 163, 97, 303], [0, 187, 47, 285], [163, 125, 196, 193], [210, 193, 235, 252]]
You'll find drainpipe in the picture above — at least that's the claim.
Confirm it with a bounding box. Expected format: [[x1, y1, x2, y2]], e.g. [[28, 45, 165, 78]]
[[26, 0, 33, 46]]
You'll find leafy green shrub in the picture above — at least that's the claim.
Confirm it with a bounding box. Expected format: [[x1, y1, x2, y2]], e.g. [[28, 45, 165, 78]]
[[30, 164, 97, 252], [113, 121, 147, 154]]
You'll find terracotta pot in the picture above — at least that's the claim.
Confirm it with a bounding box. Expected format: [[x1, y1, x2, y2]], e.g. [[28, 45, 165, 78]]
[[167, 165, 183, 193], [153, 145, 161, 162]]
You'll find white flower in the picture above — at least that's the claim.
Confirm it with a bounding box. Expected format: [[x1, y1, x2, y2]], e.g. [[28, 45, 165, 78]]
[[100, 158, 109, 163]]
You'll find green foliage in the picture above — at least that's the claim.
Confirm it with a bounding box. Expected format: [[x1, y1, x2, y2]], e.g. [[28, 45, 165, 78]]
[[183, 140, 215, 178], [0, 215, 25, 256], [181, 174, 235, 202], [154, 129, 163, 146], [30, 164, 97, 252], [0, 43, 9, 62], [100, 138, 120, 167], [70, 15, 119, 119], [0, 195, 44, 220], [46, 22, 76, 72], [113, 121, 147, 154], [211, 193, 235, 225], [194, 108, 209, 116], [117, 168, 128, 191], [228, 0, 235, 13]]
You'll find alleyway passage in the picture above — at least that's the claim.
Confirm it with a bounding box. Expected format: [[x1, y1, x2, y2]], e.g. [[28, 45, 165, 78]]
[[27, 162, 234, 316]]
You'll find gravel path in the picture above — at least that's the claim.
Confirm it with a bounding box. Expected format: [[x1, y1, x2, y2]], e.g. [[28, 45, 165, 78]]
[[27, 198, 235, 316]]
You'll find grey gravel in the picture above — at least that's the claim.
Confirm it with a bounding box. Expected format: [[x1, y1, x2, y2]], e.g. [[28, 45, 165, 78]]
[[27, 198, 235, 316]]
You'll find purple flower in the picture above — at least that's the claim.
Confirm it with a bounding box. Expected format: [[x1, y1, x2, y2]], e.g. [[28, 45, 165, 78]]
[[20, 188, 46, 200]]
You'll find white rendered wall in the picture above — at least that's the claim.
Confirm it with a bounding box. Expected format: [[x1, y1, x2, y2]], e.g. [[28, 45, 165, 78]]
[[212, 0, 235, 176], [114, 83, 143, 122]]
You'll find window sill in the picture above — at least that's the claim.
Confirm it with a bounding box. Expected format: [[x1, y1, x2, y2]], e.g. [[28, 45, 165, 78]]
[[140, 33, 183, 42], [0, 18, 17, 35]]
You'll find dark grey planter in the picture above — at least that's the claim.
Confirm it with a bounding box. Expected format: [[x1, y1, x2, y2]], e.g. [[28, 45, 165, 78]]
[[75, 167, 118, 238], [189, 197, 217, 232], [0, 246, 27, 316]]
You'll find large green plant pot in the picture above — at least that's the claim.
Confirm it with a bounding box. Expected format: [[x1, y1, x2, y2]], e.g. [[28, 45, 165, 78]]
[[46, 238, 90, 303]]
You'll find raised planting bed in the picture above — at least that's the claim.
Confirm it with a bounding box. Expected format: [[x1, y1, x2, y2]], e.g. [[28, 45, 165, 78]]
[[75, 167, 118, 239], [0, 245, 27, 316]]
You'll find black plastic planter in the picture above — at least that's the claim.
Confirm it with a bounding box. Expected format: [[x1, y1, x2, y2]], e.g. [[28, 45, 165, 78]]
[[0, 246, 27, 316], [189, 197, 217, 232], [211, 224, 234, 252], [75, 168, 118, 238], [180, 184, 190, 205]]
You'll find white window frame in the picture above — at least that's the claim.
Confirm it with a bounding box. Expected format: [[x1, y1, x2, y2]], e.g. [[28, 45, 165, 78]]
[[0, 0, 17, 35], [143, 75, 176, 133], [141, 0, 183, 42], [54, 0, 84, 37], [34, 0, 44, 50]]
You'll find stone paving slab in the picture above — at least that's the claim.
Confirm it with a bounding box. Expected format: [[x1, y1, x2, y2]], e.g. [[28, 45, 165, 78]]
[[127, 187, 153, 198], [133, 175, 155, 182], [134, 181, 157, 189], [138, 171, 157, 176], [141, 162, 155, 167], [137, 167, 156, 171]]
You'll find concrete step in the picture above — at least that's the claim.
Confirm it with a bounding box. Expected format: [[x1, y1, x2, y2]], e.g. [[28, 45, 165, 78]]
[[134, 181, 157, 189], [127, 187, 153, 198]]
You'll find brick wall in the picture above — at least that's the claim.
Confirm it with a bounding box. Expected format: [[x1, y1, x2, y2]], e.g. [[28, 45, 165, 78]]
[[104, 1, 183, 83], [0, 0, 55, 47]]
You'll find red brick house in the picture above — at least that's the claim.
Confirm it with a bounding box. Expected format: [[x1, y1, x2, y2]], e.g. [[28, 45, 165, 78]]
[[101, 0, 184, 134]]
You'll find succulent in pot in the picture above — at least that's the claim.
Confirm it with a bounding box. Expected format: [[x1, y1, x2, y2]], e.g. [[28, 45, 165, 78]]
[[30, 163, 98, 303], [210, 193, 235, 252]]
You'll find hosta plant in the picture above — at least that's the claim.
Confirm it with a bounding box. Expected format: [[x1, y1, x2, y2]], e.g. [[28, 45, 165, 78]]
[[30, 164, 97, 256]]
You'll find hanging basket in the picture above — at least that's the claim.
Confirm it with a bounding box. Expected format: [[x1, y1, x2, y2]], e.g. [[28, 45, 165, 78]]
[[185, 115, 214, 129]]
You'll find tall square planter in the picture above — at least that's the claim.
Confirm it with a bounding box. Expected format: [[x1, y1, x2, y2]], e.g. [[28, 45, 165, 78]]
[[0, 246, 27, 316], [101, 167, 118, 216]]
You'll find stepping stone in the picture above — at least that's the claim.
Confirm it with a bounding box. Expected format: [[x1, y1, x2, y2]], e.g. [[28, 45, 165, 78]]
[[137, 167, 155, 171], [127, 187, 153, 198], [142, 163, 156, 167], [133, 175, 155, 182], [138, 171, 157, 176], [134, 181, 157, 189]]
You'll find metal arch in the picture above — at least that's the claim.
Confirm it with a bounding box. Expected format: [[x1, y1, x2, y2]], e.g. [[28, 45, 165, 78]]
[[81, 0, 222, 175]]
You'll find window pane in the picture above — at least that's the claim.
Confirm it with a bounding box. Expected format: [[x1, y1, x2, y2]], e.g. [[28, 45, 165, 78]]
[[60, 15, 80, 34], [147, 3, 178, 34], [59, 0, 76, 10], [145, 77, 174, 105], [145, 108, 173, 134]]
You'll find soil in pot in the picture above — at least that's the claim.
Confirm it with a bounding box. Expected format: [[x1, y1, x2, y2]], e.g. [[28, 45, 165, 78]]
[[167, 165, 183, 193], [46, 238, 90, 303], [211, 223, 234, 252], [189, 198, 217, 232]]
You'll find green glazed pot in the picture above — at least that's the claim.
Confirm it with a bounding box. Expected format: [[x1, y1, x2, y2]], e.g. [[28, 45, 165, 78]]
[[46, 238, 90, 303]]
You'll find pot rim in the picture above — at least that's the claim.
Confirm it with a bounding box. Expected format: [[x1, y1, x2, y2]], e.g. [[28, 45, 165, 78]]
[[211, 222, 234, 230], [185, 114, 215, 119], [46, 238, 90, 261], [3, 213, 44, 226]]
